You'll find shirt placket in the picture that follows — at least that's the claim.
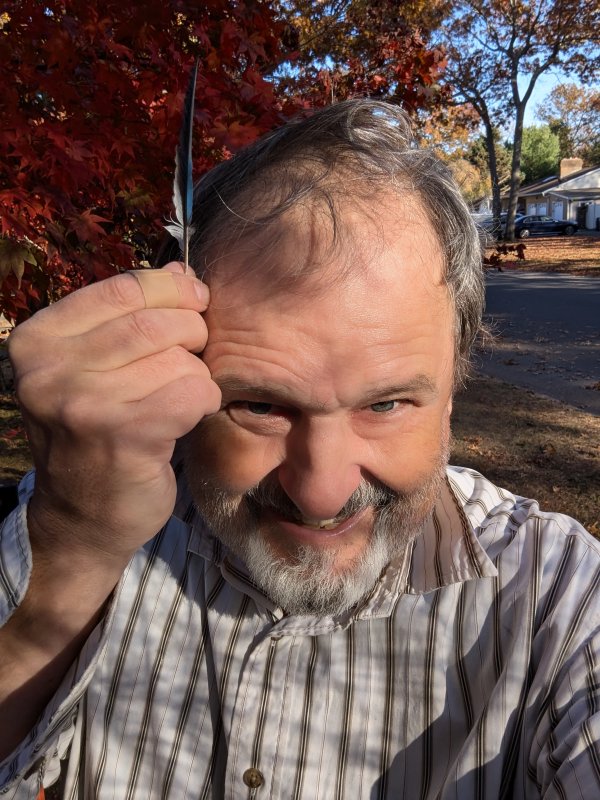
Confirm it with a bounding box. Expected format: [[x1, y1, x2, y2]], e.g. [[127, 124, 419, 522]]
[[225, 628, 296, 800]]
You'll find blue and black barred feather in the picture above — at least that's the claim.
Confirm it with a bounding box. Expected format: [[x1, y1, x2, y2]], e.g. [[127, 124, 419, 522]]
[[165, 59, 199, 270]]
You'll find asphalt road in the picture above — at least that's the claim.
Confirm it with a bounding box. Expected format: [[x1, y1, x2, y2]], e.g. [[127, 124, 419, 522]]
[[477, 271, 600, 415]]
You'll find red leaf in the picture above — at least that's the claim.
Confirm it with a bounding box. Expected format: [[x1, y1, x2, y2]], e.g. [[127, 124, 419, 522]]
[[66, 211, 110, 242], [0, 0, 294, 322]]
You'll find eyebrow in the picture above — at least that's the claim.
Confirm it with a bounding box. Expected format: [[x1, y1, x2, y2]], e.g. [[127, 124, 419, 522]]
[[216, 374, 438, 407], [361, 376, 439, 403]]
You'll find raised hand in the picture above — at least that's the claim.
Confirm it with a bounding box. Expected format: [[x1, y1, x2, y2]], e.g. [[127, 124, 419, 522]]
[[8, 262, 221, 566]]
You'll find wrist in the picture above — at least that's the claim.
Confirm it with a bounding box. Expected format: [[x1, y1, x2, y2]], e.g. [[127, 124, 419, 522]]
[[27, 489, 142, 572]]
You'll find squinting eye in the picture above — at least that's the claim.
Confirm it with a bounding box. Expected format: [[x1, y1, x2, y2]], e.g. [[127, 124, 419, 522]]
[[247, 401, 273, 415], [370, 400, 396, 412]]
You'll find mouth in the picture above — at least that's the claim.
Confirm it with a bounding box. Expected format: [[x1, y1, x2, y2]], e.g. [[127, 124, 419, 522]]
[[262, 507, 369, 540], [299, 517, 340, 530]]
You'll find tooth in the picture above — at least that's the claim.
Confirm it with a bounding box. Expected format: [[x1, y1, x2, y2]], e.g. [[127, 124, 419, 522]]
[[300, 517, 338, 529]]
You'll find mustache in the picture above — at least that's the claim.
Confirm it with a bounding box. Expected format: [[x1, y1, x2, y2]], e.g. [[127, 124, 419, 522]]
[[244, 477, 398, 524]]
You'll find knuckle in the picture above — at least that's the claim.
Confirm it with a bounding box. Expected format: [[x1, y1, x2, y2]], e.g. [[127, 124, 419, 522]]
[[102, 273, 142, 311], [14, 370, 41, 411], [57, 392, 98, 433], [166, 309, 208, 352], [17, 368, 103, 434], [207, 381, 223, 413], [175, 374, 218, 413], [127, 310, 163, 348], [16, 367, 58, 418], [7, 319, 37, 367], [195, 321, 209, 350], [156, 345, 194, 373], [6, 326, 25, 365], [193, 356, 213, 379]]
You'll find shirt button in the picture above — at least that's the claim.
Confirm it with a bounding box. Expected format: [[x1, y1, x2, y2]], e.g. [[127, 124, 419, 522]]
[[243, 767, 264, 788]]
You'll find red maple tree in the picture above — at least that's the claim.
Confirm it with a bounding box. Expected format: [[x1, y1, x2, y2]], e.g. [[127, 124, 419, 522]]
[[0, 1, 297, 322], [278, 0, 449, 112]]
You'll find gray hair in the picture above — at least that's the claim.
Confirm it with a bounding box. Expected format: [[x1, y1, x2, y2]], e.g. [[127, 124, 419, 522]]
[[158, 99, 484, 384]]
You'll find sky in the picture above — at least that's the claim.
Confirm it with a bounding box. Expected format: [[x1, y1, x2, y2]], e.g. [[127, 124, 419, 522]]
[[522, 72, 560, 126], [521, 71, 599, 127]]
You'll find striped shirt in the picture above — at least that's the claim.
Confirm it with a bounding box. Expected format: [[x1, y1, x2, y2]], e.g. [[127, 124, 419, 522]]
[[1, 466, 600, 799]]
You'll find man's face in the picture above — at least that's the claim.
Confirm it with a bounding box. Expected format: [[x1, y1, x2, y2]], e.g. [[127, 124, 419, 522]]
[[183, 197, 455, 615]]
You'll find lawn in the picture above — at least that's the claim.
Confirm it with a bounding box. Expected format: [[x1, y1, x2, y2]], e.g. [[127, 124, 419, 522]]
[[452, 375, 599, 534], [486, 232, 600, 275]]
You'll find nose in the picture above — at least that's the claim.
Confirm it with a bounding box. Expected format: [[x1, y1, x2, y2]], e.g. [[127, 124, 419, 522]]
[[277, 416, 362, 520]]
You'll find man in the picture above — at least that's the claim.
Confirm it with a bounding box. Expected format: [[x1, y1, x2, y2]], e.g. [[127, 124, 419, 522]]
[[0, 100, 599, 799]]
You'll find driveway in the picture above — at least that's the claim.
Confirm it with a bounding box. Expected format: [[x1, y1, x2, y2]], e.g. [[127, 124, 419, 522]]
[[477, 271, 600, 415]]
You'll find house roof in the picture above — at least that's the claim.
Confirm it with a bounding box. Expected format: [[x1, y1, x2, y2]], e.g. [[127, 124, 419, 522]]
[[543, 188, 600, 199], [502, 164, 600, 198]]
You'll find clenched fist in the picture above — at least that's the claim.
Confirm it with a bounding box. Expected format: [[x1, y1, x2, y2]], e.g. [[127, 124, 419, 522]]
[[8, 262, 221, 567]]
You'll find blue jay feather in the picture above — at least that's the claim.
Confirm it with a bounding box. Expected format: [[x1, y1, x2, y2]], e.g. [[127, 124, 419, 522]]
[[165, 59, 198, 270]]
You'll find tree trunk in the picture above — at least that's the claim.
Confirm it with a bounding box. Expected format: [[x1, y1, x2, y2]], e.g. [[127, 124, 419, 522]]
[[482, 117, 502, 238], [505, 105, 526, 241]]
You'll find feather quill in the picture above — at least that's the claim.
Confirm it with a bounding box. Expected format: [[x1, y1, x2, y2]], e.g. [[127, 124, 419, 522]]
[[165, 59, 199, 270]]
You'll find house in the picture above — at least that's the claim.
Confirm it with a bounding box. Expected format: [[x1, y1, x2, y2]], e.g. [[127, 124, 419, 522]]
[[502, 159, 600, 230]]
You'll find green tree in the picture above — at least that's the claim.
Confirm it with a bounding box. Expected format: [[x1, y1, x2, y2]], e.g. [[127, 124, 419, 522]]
[[467, 131, 512, 192], [520, 125, 561, 183]]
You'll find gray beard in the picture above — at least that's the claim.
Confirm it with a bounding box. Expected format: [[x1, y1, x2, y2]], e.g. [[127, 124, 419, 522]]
[[184, 452, 448, 618]]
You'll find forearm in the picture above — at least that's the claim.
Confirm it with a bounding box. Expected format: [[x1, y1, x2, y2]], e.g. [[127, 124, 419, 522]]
[[0, 511, 127, 761], [0, 263, 219, 764]]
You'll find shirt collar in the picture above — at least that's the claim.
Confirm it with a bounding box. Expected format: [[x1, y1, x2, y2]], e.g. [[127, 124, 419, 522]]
[[174, 467, 497, 622]]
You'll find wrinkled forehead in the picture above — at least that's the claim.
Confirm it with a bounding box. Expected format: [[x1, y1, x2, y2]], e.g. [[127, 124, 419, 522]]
[[197, 189, 445, 302]]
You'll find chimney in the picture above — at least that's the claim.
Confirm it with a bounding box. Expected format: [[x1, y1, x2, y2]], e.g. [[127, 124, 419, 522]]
[[559, 158, 583, 180]]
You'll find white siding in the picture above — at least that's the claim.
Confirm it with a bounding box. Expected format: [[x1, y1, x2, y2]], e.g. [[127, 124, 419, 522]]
[[561, 169, 600, 190], [585, 203, 600, 230]]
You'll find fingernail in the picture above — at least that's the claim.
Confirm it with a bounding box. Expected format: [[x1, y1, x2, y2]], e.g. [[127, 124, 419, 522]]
[[193, 280, 210, 304]]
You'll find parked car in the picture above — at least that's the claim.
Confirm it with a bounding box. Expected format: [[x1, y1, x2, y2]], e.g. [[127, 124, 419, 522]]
[[513, 215, 578, 238], [475, 211, 524, 230]]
